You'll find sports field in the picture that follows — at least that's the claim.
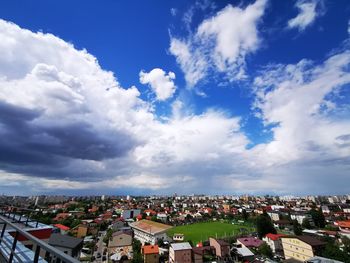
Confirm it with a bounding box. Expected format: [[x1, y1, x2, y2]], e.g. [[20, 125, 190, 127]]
[[167, 221, 254, 244]]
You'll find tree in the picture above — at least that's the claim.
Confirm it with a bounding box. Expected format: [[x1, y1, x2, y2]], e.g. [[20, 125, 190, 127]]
[[322, 242, 349, 263], [293, 220, 303, 235], [242, 209, 249, 221], [310, 209, 326, 228], [132, 239, 143, 263], [302, 218, 312, 229], [157, 238, 164, 247], [256, 213, 277, 239], [258, 243, 273, 258], [103, 228, 113, 244], [342, 237, 350, 257]]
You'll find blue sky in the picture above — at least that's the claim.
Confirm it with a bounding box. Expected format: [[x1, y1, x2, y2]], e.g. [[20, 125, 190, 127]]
[[0, 0, 350, 195]]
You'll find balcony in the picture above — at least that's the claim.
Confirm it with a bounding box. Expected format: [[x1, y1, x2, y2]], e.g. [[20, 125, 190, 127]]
[[0, 207, 80, 263]]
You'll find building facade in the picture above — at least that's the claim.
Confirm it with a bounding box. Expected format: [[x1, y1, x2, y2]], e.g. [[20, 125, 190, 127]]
[[169, 242, 192, 263]]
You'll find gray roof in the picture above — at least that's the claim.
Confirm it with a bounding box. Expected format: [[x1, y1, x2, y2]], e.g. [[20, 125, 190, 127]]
[[306, 256, 344, 263], [171, 242, 192, 251], [236, 246, 254, 257], [48, 233, 83, 249]]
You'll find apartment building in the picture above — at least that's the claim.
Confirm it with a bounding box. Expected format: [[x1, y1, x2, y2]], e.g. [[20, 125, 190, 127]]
[[281, 236, 326, 262]]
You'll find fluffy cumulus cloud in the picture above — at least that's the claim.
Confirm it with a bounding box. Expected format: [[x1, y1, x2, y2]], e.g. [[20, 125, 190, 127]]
[[1, 18, 350, 195], [0, 19, 250, 194], [287, 0, 322, 31], [139, 68, 177, 101], [169, 0, 267, 87], [250, 47, 350, 193]]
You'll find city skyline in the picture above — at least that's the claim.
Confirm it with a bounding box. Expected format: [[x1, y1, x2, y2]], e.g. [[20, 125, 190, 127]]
[[0, 0, 350, 195]]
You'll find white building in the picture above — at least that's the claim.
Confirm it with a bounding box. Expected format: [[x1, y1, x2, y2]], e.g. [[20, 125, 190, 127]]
[[262, 233, 285, 254], [290, 212, 313, 225], [267, 211, 280, 222], [129, 220, 172, 245]]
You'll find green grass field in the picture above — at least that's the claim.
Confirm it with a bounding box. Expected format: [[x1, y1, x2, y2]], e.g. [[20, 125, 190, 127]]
[[167, 221, 254, 244]]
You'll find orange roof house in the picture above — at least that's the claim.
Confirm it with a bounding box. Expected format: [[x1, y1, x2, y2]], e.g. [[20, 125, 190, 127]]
[[142, 245, 159, 254], [54, 224, 70, 232]]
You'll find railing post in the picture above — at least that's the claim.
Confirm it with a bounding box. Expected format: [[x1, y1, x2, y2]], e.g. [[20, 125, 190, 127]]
[[8, 230, 19, 263], [0, 222, 6, 245], [25, 215, 29, 226], [33, 244, 41, 263]]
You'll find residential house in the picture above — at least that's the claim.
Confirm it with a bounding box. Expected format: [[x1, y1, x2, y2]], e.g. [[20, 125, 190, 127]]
[[262, 233, 285, 254], [209, 238, 230, 260], [334, 220, 350, 238], [290, 212, 313, 225], [156, 213, 168, 223], [122, 209, 141, 219], [53, 224, 70, 235], [53, 213, 71, 222], [237, 237, 264, 249], [142, 245, 159, 263], [281, 236, 326, 262], [232, 245, 254, 262], [108, 232, 133, 259], [306, 256, 344, 263], [192, 246, 215, 263], [48, 233, 83, 259], [112, 220, 126, 231], [169, 242, 192, 263], [267, 211, 280, 222]]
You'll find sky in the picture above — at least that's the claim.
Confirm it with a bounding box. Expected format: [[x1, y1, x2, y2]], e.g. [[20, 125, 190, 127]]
[[0, 0, 350, 196]]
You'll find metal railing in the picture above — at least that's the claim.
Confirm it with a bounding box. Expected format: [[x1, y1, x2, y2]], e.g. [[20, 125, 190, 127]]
[[0, 207, 42, 229], [0, 215, 80, 263]]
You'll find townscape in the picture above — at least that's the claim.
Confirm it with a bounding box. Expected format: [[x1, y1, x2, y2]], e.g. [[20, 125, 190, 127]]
[[0, 194, 349, 263], [1, 1, 350, 263]]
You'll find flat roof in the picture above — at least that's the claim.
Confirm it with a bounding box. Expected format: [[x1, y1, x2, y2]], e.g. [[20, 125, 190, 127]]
[[130, 220, 172, 235]]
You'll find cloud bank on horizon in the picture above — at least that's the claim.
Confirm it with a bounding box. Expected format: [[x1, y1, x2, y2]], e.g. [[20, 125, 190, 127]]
[[0, 0, 349, 195]]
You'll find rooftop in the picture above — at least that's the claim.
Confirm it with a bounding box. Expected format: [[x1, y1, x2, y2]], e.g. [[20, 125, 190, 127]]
[[306, 256, 344, 263], [237, 237, 263, 248], [281, 235, 326, 247], [143, 245, 159, 255], [171, 242, 192, 251], [48, 233, 83, 249], [235, 246, 254, 257], [129, 219, 172, 235], [265, 233, 286, 241]]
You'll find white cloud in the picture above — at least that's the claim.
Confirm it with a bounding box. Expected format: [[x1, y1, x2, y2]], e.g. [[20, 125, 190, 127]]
[[1, 18, 350, 195], [170, 8, 177, 16], [169, 38, 207, 87], [139, 68, 177, 101], [0, 19, 250, 194], [170, 0, 267, 87], [251, 48, 350, 191], [287, 0, 321, 31]]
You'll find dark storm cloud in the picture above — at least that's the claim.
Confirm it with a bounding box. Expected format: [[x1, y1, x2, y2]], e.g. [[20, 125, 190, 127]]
[[0, 100, 136, 177]]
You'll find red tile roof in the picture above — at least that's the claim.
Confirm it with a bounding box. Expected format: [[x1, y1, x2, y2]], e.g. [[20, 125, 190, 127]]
[[265, 233, 285, 241], [54, 224, 70, 231], [237, 237, 264, 248], [143, 245, 159, 255], [336, 220, 350, 228]]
